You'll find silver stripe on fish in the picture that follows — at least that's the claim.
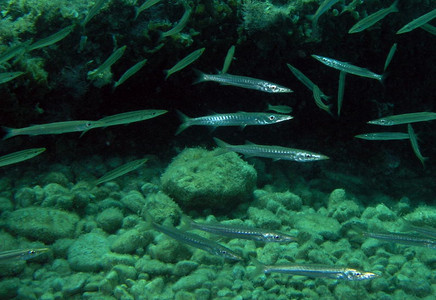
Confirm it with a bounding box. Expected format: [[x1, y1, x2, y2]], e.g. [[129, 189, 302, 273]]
[[194, 70, 293, 93], [251, 258, 378, 281], [176, 111, 293, 135], [312, 54, 384, 82], [214, 138, 329, 162], [0, 148, 46, 168], [181, 216, 298, 243]]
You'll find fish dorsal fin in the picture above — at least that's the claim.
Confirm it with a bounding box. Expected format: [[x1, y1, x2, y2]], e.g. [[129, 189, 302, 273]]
[[245, 140, 255, 145]]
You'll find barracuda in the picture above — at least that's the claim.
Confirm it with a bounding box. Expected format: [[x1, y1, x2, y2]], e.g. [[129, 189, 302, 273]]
[[175, 111, 293, 135], [194, 70, 293, 93], [214, 138, 329, 162], [181, 216, 298, 243], [251, 258, 378, 281]]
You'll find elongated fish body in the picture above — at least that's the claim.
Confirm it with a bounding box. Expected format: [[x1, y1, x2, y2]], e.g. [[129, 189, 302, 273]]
[[355, 132, 410, 140], [251, 258, 377, 281], [97, 109, 167, 127], [403, 222, 436, 239], [384, 43, 397, 71], [152, 222, 243, 261], [28, 25, 74, 51], [397, 8, 436, 34], [407, 124, 427, 167], [312, 55, 383, 82], [114, 58, 148, 88], [195, 71, 293, 93], [2, 120, 103, 140], [176, 111, 292, 135], [0, 248, 50, 262], [348, 0, 398, 34], [95, 158, 148, 185], [363, 231, 436, 249], [0, 72, 25, 84], [0, 148, 46, 167], [286, 63, 329, 100], [368, 112, 436, 126], [267, 104, 293, 114], [182, 216, 298, 243], [135, 0, 162, 20], [214, 138, 328, 162], [165, 48, 205, 79]]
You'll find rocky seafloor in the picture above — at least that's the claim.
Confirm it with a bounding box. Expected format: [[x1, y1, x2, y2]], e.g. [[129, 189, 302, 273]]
[[0, 146, 435, 299]]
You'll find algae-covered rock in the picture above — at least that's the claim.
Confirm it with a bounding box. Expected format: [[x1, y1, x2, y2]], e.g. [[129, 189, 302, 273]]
[[4, 207, 79, 243], [110, 228, 153, 254], [143, 192, 182, 225], [161, 148, 257, 210], [248, 207, 281, 229], [97, 207, 124, 233], [293, 213, 341, 241], [67, 233, 110, 272]]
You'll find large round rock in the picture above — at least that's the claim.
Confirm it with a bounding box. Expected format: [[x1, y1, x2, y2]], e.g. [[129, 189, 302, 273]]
[[161, 148, 257, 210]]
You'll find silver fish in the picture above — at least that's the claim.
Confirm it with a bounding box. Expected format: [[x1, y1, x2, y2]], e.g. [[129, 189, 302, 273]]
[[82, 0, 108, 27], [368, 112, 436, 126], [194, 71, 293, 93], [214, 138, 329, 162], [28, 25, 74, 51], [348, 0, 398, 34], [2, 120, 103, 140], [286, 63, 329, 100], [144, 213, 242, 261], [0, 71, 25, 84], [266, 104, 293, 114], [407, 124, 427, 167], [95, 158, 148, 185], [397, 8, 436, 34], [135, 0, 162, 20], [0, 248, 50, 262], [0, 148, 46, 167], [161, 5, 192, 37], [88, 46, 127, 81], [312, 55, 384, 82], [176, 111, 293, 135], [165, 48, 205, 80], [114, 58, 147, 88], [221, 45, 235, 74], [355, 227, 436, 249], [97, 109, 167, 127], [251, 258, 378, 281], [384, 43, 397, 72], [354, 132, 410, 140], [181, 216, 298, 243]]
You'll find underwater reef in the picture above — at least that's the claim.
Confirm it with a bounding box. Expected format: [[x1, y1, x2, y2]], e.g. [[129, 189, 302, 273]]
[[0, 0, 436, 299]]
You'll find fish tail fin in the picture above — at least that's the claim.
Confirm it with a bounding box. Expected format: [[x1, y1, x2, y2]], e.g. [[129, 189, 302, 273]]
[[179, 215, 193, 231], [391, 0, 399, 13], [249, 256, 266, 278], [163, 69, 171, 80], [192, 69, 208, 85], [141, 210, 155, 230], [175, 110, 192, 135], [213, 137, 230, 148], [134, 7, 140, 20], [2, 126, 16, 140]]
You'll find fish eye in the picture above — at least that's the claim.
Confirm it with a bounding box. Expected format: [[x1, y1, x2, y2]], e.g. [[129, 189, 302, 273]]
[[85, 121, 92, 127], [274, 235, 280, 239], [268, 115, 276, 121]]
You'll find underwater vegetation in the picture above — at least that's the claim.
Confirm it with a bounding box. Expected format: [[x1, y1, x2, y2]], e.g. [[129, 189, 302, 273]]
[[0, 0, 435, 299]]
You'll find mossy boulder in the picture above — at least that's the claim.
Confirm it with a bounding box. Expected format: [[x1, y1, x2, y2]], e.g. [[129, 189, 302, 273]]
[[161, 148, 257, 211]]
